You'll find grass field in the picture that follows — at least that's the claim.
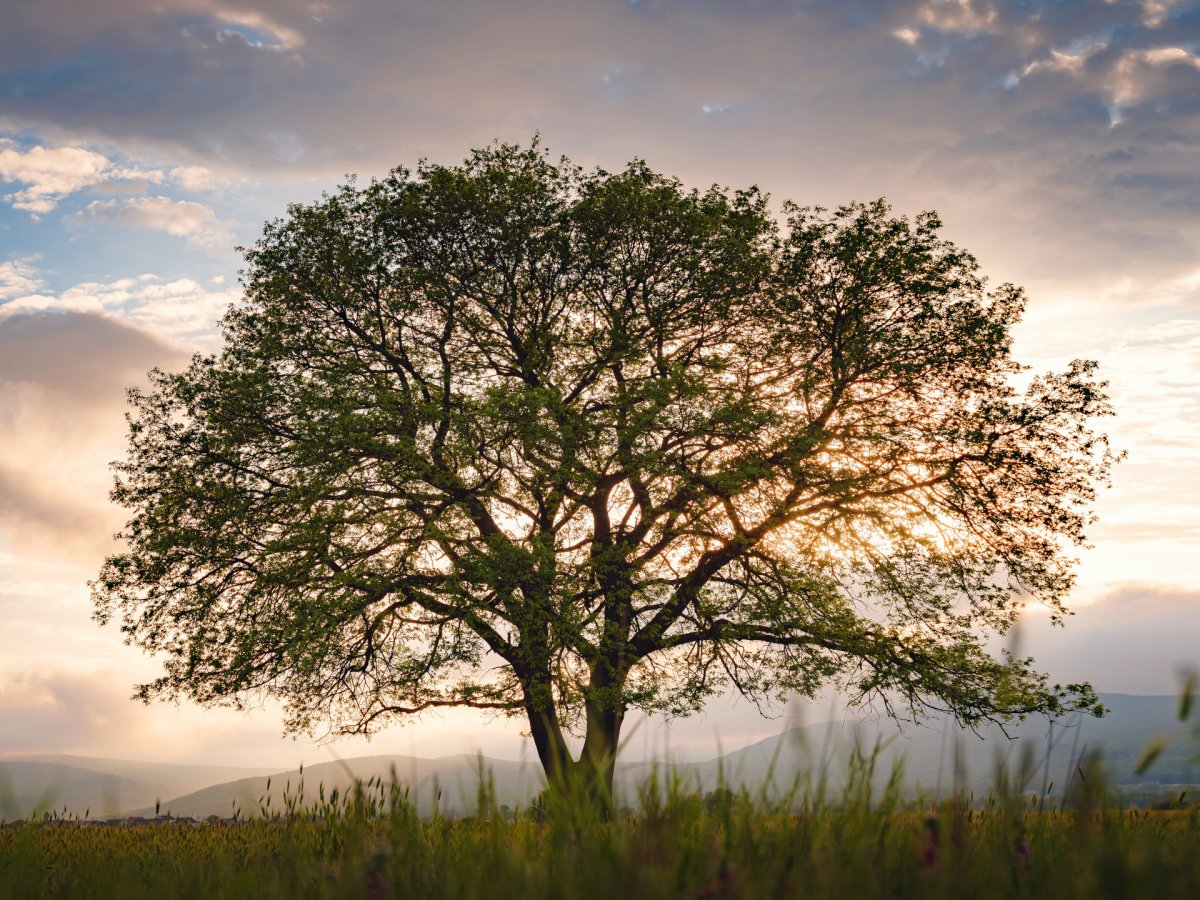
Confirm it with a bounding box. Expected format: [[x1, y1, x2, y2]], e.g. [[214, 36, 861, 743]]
[[2, 761, 1198, 900]]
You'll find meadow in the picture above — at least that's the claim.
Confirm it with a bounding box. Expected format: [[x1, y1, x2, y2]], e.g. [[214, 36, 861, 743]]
[[2, 755, 1198, 900]]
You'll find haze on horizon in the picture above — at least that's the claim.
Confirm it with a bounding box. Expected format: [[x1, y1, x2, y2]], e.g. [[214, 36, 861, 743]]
[[1, 0, 1198, 770]]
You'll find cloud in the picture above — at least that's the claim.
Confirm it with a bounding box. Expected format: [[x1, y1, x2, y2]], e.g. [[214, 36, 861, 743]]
[[0, 311, 184, 560], [0, 469, 113, 560], [1042, 309, 1200, 468], [0, 138, 232, 216], [1005, 289, 1200, 594], [0, 308, 181, 396], [0, 664, 538, 767], [1019, 584, 1200, 694], [914, 0, 997, 36], [0, 258, 42, 299], [170, 164, 222, 191], [1007, 40, 1200, 117], [206, 4, 306, 50], [0, 0, 1195, 297], [0, 669, 151, 756], [0, 143, 119, 214], [1140, 0, 1191, 28], [1108, 45, 1200, 109], [1, 268, 238, 346], [0, 282, 226, 561], [76, 196, 233, 253]]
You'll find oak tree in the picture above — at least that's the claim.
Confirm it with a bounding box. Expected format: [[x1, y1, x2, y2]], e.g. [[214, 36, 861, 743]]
[[94, 143, 1115, 799]]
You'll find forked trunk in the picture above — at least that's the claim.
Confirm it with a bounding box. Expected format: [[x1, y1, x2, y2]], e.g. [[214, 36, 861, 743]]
[[524, 690, 624, 812], [579, 696, 623, 803]]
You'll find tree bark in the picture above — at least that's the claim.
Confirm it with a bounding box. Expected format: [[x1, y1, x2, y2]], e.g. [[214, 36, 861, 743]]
[[523, 689, 574, 791], [576, 661, 625, 809], [579, 700, 623, 805], [522, 670, 625, 812]]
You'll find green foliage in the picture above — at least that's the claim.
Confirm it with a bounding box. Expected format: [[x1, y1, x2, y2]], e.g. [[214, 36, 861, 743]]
[[93, 140, 1117, 790]]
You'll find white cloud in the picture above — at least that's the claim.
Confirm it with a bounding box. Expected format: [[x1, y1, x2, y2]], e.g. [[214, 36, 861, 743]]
[[77, 196, 234, 253], [105, 277, 239, 342], [1009, 41, 1108, 86], [1, 268, 237, 346], [916, 0, 997, 36], [0, 144, 115, 214], [0, 663, 537, 767], [1019, 584, 1200, 694], [1009, 41, 1200, 109], [211, 5, 306, 51], [170, 164, 223, 192], [1102, 316, 1200, 460], [0, 140, 231, 215], [0, 258, 42, 299], [1108, 46, 1200, 107], [1140, 0, 1188, 28]]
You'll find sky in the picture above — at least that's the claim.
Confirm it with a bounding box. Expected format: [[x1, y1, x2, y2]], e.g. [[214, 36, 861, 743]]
[[1, 0, 1198, 768]]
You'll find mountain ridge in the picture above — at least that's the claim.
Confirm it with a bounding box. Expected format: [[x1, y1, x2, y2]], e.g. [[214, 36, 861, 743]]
[[3, 693, 1193, 819]]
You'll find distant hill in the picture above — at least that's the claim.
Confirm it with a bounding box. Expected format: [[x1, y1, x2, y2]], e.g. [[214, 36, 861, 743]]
[[124, 754, 546, 819], [0, 756, 277, 821], [0, 761, 162, 820], [4, 694, 1193, 819], [649, 693, 1198, 802], [136, 694, 1197, 818]]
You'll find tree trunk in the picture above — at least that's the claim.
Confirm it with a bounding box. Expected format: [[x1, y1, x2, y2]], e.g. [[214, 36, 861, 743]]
[[524, 691, 574, 792], [578, 698, 623, 808], [576, 660, 625, 810], [522, 678, 624, 813]]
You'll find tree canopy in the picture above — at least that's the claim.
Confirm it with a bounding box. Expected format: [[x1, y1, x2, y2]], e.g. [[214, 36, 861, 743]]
[[94, 142, 1116, 795]]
